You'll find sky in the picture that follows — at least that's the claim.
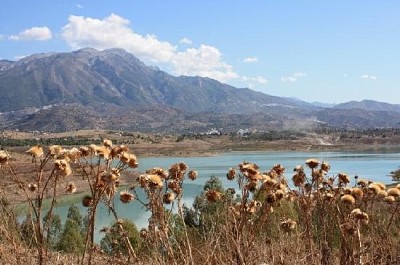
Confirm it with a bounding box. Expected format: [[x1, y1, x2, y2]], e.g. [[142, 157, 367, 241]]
[[0, 1, 399, 104]]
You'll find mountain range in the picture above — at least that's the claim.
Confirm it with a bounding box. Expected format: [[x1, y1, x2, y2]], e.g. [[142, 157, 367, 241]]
[[1, 48, 399, 132]]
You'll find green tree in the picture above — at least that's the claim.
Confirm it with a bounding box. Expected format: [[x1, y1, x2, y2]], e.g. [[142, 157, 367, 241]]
[[67, 204, 83, 230], [100, 219, 140, 256], [56, 219, 85, 253], [43, 212, 62, 249]]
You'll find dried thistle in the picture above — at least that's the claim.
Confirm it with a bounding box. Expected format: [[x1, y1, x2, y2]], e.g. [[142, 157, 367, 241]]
[[205, 189, 222, 202], [305, 158, 319, 169], [387, 188, 400, 197], [120, 152, 138, 168], [102, 139, 113, 147], [338, 173, 350, 185], [120, 191, 135, 204], [163, 192, 176, 204], [227, 168, 236, 180], [82, 195, 93, 207], [65, 182, 77, 194], [341, 194, 356, 205], [26, 145, 44, 158], [0, 150, 10, 165], [188, 170, 198, 180], [28, 183, 37, 192]]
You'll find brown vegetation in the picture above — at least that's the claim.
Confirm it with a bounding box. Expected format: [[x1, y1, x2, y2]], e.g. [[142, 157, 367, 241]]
[[0, 134, 399, 264]]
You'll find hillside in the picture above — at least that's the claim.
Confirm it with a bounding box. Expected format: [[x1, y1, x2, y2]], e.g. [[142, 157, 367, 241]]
[[0, 48, 400, 132]]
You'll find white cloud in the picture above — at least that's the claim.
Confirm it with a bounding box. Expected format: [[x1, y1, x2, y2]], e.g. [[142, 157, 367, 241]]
[[62, 14, 241, 83], [293, 72, 307, 78], [9, 27, 52, 41], [243, 57, 258, 63], [242, 75, 268, 84], [171, 45, 239, 82], [360, 74, 377, 80], [179, 37, 192, 45], [75, 4, 84, 9], [0, 34, 4, 40], [281, 72, 307, 82], [62, 14, 176, 63]]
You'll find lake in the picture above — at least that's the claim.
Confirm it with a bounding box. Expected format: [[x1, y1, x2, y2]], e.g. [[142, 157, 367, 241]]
[[47, 149, 400, 242]]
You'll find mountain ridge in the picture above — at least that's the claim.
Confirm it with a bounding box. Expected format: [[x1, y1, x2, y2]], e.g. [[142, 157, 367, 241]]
[[0, 48, 399, 132]]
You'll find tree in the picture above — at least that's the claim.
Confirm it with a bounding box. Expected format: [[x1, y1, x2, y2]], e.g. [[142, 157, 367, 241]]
[[56, 219, 85, 253], [43, 212, 62, 249], [56, 204, 85, 253], [100, 219, 140, 256], [67, 204, 83, 230]]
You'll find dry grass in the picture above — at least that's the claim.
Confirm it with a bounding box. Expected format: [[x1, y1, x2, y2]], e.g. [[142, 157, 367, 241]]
[[0, 141, 399, 264]]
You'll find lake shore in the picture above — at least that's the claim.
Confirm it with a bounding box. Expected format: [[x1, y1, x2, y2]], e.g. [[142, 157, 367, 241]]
[[2, 130, 400, 206]]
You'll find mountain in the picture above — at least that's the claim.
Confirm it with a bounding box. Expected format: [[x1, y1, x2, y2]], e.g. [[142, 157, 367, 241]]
[[316, 108, 400, 129], [0, 48, 399, 132], [333, 100, 400, 113], [0, 48, 316, 114]]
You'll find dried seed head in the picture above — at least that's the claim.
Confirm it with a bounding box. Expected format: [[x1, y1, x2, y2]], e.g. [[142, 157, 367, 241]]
[[387, 188, 400, 197], [28, 183, 37, 192], [343, 187, 353, 195], [340, 194, 356, 205], [96, 145, 111, 160], [103, 139, 113, 147], [272, 164, 285, 175], [323, 192, 335, 201], [26, 145, 44, 158], [79, 146, 91, 157], [368, 183, 382, 195], [275, 189, 285, 200], [377, 190, 388, 198], [341, 222, 357, 235], [49, 145, 62, 157], [321, 161, 330, 172], [205, 189, 222, 202], [54, 159, 72, 177], [119, 191, 135, 204], [292, 171, 306, 187], [375, 182, 386, 190], [280, 218, 297, 233], [350, 208, 369, 224], [351, 187, 364, 200], [0, 150, 10, 165], [293, 165, 304, 173], [357, 179, 369, 188], [227, 168, 236, 180], [65, 182, 77, 194], [338, 173, 350, 185], [67, 147, 80, 162], [383, 195, 396, 203], [178, 162, 188, 172], [305, 158, 319, 169], [147, 174, 163, 189], [163, 192, 176, 204], [188, 170, 198, 180], [245, 180, 258, 192], [101, 170, 120, 184], [120, 152, 138, 168], [82, 195, 93, 207], [146, 167, 168, 179], [140, 228, 148, 239]]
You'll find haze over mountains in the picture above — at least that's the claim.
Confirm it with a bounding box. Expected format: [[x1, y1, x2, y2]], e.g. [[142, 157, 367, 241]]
[[0, 48, 399, 132]]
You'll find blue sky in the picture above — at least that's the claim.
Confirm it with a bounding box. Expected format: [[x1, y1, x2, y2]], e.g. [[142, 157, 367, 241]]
[[1, 1, 399, 104]]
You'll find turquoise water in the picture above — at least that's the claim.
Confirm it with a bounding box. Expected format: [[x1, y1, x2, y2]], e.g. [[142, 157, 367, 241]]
[[33, 150, 400, 242]]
